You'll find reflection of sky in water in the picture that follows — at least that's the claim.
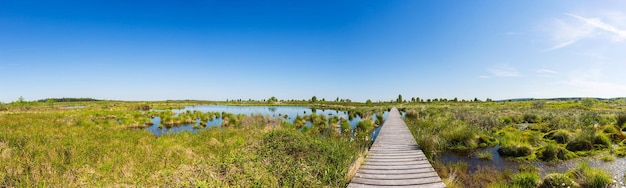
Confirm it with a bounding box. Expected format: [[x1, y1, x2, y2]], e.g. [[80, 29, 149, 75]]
[[148, 106, 394, 142]]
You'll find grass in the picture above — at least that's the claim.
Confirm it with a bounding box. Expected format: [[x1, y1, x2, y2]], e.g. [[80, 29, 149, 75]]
[[569, 162, 613, 188], [0, 103, 369, 187], [477, 151, 493, 160]]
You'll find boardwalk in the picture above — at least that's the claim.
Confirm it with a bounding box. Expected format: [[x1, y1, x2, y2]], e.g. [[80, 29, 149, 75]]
[[348, 107, 445, 188]]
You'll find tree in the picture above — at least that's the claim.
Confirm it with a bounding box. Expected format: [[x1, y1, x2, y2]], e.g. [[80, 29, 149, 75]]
[[17, 96, 25, 104], [268, 96, 278, 104], [581, 98, 596, 108], [396, 94, 403, 103], [453, 97, 458, 102], [311, 96, 318, 103], [46, 98, 55, 108], [366, 99, 372, 106]]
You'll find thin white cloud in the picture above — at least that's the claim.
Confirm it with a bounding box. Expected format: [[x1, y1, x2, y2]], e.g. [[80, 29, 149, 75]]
[[479, 75, 489, 79], [536, 69, 559, 74], [566, 13, 626, 42], [487, 64, 522, 77], [544, 40, 576, 52], [545, 13, 626, 51]]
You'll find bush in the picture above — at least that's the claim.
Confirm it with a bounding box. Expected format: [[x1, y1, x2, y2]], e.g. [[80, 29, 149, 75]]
[[602, 125, 626, 142], [538, 143, 577, 161], [405, 109, 419, 119], [498, 144, 533, 157], [522, 114, 541, 123], [545, 129, 572, 144], [510, 172, 540, 188], [615, 146, 626, 157], [570, 162, 612, 188], [617, 113, 626, 127], [441, 122, 479, 150], [540, 173, 579, 188], [538, 144, 558, 161]]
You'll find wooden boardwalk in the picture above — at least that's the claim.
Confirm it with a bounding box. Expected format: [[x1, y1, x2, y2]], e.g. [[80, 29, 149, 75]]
[[348, 107, 445, 188]]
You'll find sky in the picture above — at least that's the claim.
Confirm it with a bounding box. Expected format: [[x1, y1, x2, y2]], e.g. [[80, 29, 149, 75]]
[[1, 1, 626, 102]]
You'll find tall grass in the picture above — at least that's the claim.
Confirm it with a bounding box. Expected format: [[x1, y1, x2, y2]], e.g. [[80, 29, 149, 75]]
[[0, 106, 363, 187]]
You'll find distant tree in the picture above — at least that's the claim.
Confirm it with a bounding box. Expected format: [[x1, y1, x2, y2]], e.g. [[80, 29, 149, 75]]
[[581, 98, 596, 108], [17, 96, 25, 104], [268, 96, 278, 104], [411, 97, 416, 103], [46, 98, 55, 108], [531, 100, 546, 109], [396, 94, 403, 103], [486, 98, 493, 102], [453, 97, 458, 102], [321, 98, 325, 102], [366, 99, 372, 106], [474, 97, 480, 102], [311, 96, 318, 103], [335, 97, 339, 102]]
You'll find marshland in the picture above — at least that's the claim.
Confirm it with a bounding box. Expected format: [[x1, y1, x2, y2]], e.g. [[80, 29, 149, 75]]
[[1, 97, 626, 187]]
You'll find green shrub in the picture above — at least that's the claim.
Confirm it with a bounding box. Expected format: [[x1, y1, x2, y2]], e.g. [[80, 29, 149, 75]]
[[545, 129, 572, 144], [405, 109, 419, 119], [441, 122, 479, 150], [498, 143, 533, 157], [593, 133, 611, 148], [522, 114, 541, 123], [540, 173, 579, 188], [477, 151, 493, 160], [355, 119, 374, 132], [615, 146, 626, 157], [617, 113, 626, 127], [570, 162, 613, 188], [601, 125, 626, 142], [538, 143, 559, 161], [510, 172, 540, 188]]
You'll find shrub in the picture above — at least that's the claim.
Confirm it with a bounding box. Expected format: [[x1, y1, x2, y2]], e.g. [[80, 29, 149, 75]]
[[355, 119, 374, 132], [405, 109, 419, 119], [617, 113, 626, 127], [498, 143, 533, 157], [477, 151, 493, 160], [540, 173, 579, 188], [441, 122, 479, 150], [615, 146, 626, 157], [538, 144, 558, 161], [510, 172, 540, 188], [601, 125, 626, 142], [570, 162, 612, 188], [545, 129, 572, 144], [593, 133, 611, 149], [522, 114, 541, 123]]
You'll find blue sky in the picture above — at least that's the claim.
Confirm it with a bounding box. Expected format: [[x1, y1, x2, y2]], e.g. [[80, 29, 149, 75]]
[[1, 1, 626, 102]]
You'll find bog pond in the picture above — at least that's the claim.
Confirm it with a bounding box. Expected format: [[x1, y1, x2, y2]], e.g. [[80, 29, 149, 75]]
[[141, 105, 624, 184], [145, 105, 396, 139]]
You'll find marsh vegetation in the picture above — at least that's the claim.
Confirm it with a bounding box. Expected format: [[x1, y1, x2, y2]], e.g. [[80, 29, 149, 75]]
[[1, 97, 625, 187]]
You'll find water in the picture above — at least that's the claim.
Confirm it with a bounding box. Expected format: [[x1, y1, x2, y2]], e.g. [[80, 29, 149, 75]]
[[147, 106, 390, 139], [440, 146, 626, 184]]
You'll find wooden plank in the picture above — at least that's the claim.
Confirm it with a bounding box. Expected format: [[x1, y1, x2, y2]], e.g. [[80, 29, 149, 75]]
[[356, 168, 435, 175], [354, 171, 441, 180], [351, 177, 444, 186], [348, 182, 446, 188], [348, 107, 444, 187]]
